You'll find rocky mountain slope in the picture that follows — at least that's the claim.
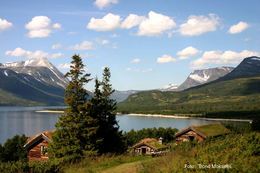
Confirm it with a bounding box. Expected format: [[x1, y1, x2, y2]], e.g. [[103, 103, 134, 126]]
[[0, 57, 68, 106]]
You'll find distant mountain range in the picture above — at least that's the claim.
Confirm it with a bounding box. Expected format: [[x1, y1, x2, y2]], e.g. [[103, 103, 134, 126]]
[[1, 56, 260, 106], [0, 57, 68, 106], [162, 67, 234, 91], [118, 56, 260, 117]]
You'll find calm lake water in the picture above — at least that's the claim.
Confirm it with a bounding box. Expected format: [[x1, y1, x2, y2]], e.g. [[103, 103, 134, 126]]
[[0, 106, 216, 144]]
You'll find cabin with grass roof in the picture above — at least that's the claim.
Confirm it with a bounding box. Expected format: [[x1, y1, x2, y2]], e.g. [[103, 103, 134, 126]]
[[24, 130, 54, 161], [132, 137, 168, 156], [175, 124, 230, 144]]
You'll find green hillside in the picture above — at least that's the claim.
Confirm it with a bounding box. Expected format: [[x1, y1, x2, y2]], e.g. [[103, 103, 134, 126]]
[[0, 89, 49, 106], [63, 132, 260, 173], [118, 76, 260, 119]]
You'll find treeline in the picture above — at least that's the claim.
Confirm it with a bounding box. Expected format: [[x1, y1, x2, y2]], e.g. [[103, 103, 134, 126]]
[[0, 135, 27, 163], [123, 127, 178, 147]]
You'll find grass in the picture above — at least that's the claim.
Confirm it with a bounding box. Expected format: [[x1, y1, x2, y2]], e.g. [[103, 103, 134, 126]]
[[64, 155, 151, 173], [63, 132, 260, 173], [192, 124, 230, 137]]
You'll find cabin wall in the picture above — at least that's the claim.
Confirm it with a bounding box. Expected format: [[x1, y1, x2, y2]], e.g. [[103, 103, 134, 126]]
[[28, 139, 49, 161], [176, 130, 205, 143], [134, 145, 155, 155]]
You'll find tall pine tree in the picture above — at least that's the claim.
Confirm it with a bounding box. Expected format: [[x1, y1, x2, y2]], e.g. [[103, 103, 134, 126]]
[[91, 67, 126, 154], [50, 55, 97, 161]]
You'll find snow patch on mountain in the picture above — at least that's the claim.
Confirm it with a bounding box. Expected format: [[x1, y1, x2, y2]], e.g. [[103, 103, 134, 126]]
[[1, 57, 69, 89], [160, 83, 179, 91], [251, 57, 260, 61], [4, 70, 8, 76], [174, 66, 234, 91], [189, 73, 210, 83]]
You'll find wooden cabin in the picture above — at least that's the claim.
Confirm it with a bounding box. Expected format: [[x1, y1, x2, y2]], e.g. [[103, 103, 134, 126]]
[[24, 131, 53, 161], [175, 124, 229, 144], [132, 138, 168, 155]]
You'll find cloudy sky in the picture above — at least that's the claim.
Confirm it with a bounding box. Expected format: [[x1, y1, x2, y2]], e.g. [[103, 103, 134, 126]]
[[1, 0, 260, 90]]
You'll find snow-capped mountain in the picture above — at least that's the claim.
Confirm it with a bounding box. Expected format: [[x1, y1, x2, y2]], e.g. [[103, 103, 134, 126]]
[[1, 57, 68, 88], [160, 83, 179, 91], [177, 67, 234, 91], [0, 57, 68, 105]]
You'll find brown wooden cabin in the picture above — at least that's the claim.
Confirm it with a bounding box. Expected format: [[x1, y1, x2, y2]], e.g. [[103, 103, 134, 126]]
[[175, 124, 230, 144], [132, 138, 168, 155], [24, 131, 53, 161]]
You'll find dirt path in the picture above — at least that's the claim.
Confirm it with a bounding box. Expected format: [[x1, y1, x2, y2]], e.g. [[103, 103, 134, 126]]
[[101, 160, 144, 173]]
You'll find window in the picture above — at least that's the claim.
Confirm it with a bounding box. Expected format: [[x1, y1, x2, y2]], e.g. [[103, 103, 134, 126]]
[[188, 136, 195, 141], [40, 145, 47, 155]]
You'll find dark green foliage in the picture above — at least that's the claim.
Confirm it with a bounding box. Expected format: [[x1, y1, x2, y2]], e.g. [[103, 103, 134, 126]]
[[123, 127, 178, 146], [118, 76, 260, 119], [0, 160, 61, 173], [90, 68, 126, 154], [251, 119, 260, 131], [0, 161, 29, 173], [29, 160, 61, 173], [0, 135, 27, 162], [222, 121, 252, 133], [50, 55, 97, 160]]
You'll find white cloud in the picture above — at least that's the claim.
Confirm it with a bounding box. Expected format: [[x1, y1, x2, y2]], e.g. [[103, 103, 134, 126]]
[[228, 21, 249, 34], [131, 58, 141, 64], [70, 41, 94, 50], [52, 23, 62, 29], [0, 18, 13, 31], [121, 14, 145, 29], [87, 13, 121, 31], [177, 46, 199, 59], [157, 54, 176, 63], [191, 50, 260, 68], [52, 43, 62, 49], [5, 47, 63, 59], [25, 16, 61, 38], [58, 63, 71, 69], [180, 14, 220, 36], [94, 0, 118, 9], [138, 11, 176, 36], [101, 39, 109, 45]]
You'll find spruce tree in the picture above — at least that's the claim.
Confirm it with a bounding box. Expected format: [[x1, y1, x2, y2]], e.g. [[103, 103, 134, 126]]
[[92, 67, 126, 154], [50, 55, 97, 161]]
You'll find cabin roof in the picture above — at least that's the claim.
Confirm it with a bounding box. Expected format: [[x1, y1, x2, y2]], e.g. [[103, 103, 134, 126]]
[[24, 130, 54, 150], [175, 124, 230, 139], [132, 138, 167, 150]]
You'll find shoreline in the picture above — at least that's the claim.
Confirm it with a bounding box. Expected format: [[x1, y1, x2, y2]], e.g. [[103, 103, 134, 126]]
[[36, 110, 64, 113], [126, 113, 192, 119], [36, 110, 253, 123], [124, 113, 253, 123]]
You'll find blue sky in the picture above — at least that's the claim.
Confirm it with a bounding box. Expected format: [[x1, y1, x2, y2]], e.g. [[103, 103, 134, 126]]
[[1, 0, 260, 90]]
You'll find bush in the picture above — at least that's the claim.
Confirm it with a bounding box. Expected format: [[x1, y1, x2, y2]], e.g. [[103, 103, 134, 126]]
[[0, 161, 29, 173], [0, 135, 27, 162], [29, 160, 61, 173], [123, 127, 178, 147]]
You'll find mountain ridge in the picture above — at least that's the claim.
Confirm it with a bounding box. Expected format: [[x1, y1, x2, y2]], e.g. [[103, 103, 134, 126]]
[[0, 57, 68, 106], [118, 56, 260, 118]]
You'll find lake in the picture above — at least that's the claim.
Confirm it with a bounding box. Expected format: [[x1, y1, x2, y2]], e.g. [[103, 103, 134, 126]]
[[0, 106, 217, 144]]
